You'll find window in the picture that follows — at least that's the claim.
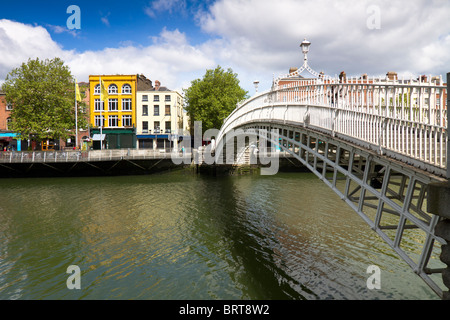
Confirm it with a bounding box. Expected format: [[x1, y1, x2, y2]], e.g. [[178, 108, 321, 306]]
[[154, 121, 160, 133], [6, 102, 13, 110], [122, 98, 132, 111], [6, 117, 12, 130], [122, 115, 132, 127], [109, 115, 118, 127], [95, 115, 105, 127], [165, 95, 171, 102], [154, 105, 159, 116], [165, 105, 171, 116], [142, 105, 148, 116], [108, 84, 118, 94], [94, 84, 100, 94], [122, 84, 132, 94], [154, 95, 160, 102], [142, 95, 148, 102], [142, 121, 148, 133], [94, 99, 104, 111], [109, 99, 118, 111], [165, 121, 171, 133]]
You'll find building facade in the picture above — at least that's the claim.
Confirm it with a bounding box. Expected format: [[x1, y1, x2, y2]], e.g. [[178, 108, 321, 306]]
[[0, 91, 12, 132], [0, 90, 21, 151], [276, 69, 447, 123], [136, 81, 189, 150], [89, 74, 153, 149]]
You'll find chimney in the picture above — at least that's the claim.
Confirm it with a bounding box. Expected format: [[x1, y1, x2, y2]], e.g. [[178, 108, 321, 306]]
[[420, 75, 427, 83], [386, 71, 398, 81], [339, 71, 347, 82], [137, 74, 153, 90], [431, 76, 440, 85], [155, 80, 160, 90], [361, 73, 368, 80], [289, 67, 298, 74]]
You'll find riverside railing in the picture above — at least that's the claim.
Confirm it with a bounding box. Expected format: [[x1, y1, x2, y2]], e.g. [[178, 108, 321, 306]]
[[217, 75, 448, 178], [0, 148, 188, 163]]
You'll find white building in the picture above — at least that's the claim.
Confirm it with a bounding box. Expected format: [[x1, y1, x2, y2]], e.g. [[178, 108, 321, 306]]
[[136, 81, 189, 150]]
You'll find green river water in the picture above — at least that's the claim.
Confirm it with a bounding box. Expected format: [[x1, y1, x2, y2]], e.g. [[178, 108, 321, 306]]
[[0, 170, 441, 300]]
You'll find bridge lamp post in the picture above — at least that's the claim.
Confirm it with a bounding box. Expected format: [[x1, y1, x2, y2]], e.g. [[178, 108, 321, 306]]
[[253, 80, 259, 93], [300, 38, 311, 63]]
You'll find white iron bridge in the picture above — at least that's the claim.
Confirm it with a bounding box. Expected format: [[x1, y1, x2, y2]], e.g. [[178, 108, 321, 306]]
[[213, 40, 450, 299]]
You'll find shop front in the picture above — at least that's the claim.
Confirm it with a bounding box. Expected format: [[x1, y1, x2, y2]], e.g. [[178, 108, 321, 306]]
[[0, 133, 21, 151], [90, 128, 136, 150]]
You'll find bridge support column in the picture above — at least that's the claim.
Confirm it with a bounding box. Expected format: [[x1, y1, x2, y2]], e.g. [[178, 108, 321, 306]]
[[428, 181, 450, 299]]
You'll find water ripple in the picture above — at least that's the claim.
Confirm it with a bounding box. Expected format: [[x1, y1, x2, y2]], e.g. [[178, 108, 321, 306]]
[[0, 172, 440, 300]]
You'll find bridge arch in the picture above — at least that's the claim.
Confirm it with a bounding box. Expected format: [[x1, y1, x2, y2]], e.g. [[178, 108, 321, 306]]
[[213, 70, 449, 298]]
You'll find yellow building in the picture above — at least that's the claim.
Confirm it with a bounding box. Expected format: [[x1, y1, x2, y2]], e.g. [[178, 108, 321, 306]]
[[89, 74, 153, 149]]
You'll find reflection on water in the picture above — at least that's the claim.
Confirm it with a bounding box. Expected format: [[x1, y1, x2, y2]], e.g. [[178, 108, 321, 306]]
[[0, 171, 440, 300]]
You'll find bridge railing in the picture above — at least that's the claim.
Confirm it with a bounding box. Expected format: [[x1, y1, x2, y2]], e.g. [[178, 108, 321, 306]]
[[218, 76, 448, 177]]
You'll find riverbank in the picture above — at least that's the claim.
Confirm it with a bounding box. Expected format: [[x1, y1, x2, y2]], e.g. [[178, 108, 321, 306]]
[[0, 152, 308, 179], [194, 155, 309, 176]]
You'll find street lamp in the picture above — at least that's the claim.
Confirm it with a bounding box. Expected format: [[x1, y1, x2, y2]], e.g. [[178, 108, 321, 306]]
[[273, 37, 330, 86], [300, 38, 311, 63], [253, 80, 259, 93]]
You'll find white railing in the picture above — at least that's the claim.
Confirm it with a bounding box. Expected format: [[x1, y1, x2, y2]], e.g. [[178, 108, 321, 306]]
[[0, 149, 188, 163], [216, 76, 448, 177]]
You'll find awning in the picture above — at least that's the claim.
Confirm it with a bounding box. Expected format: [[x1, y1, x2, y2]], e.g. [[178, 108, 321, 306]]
[[0, 133, 18, 138], [92, 134, 106, 141], [137, 135, 169, 139]]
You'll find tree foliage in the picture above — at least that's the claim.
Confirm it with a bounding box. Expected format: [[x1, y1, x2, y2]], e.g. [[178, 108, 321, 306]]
[[184, 66, 248, 133], [2, 57, 86, 140]]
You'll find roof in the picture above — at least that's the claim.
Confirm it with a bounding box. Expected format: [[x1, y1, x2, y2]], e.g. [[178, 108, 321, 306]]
[[152, 86, 171, 91]]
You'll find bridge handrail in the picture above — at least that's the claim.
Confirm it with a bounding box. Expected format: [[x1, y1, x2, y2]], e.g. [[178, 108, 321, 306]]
[[216, 77, 448, 177]]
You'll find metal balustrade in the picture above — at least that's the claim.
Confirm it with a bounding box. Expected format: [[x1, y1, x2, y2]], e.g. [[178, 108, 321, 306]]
[[217, 77, 448, 178], [0, 148, 186, 163], [212, 72, 449, 298]]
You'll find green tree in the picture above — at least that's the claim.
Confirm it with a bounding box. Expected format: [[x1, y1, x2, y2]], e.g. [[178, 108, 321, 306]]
[[184, 66, 248, 134], [2, 57, 86, 141]]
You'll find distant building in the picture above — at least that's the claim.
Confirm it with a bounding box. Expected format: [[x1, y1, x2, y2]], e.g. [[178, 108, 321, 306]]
[[0, 90, 12, 131], [136, 80, 189, 151], [88, 74, 153, 149], [0, 90, 21, 151], [276, 69, 447, 118]]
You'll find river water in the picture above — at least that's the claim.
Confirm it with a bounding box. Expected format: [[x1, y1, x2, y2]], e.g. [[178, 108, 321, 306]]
[[0, 170, 441, 300]]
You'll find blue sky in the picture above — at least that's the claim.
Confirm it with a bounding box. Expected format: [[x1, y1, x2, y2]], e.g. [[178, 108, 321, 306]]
[[1, 0, 450, 94], [1, 0, 211, 50]]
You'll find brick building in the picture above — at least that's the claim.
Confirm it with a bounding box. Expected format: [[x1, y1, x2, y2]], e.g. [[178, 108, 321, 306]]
[[0, 90, 20, 151]]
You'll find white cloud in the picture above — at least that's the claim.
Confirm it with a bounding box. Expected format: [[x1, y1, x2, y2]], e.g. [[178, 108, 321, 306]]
[[101, 13, 111, 27], [46, 24, 79, 38], [0, 19, 67, 77], [0, 20, 214, 93], [144, 0, 187, 18], [1, 0, 450, 95], [66, 28, 215, 92], [198, 0, 450, 90]]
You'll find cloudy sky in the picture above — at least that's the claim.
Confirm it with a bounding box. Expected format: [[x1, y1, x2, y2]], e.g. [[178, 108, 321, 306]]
[[0, 0, 449, 94]]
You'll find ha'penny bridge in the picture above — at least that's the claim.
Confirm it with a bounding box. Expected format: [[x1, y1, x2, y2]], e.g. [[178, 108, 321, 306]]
[[211, 39, 450, 299], [1, 40, 450, 299]]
